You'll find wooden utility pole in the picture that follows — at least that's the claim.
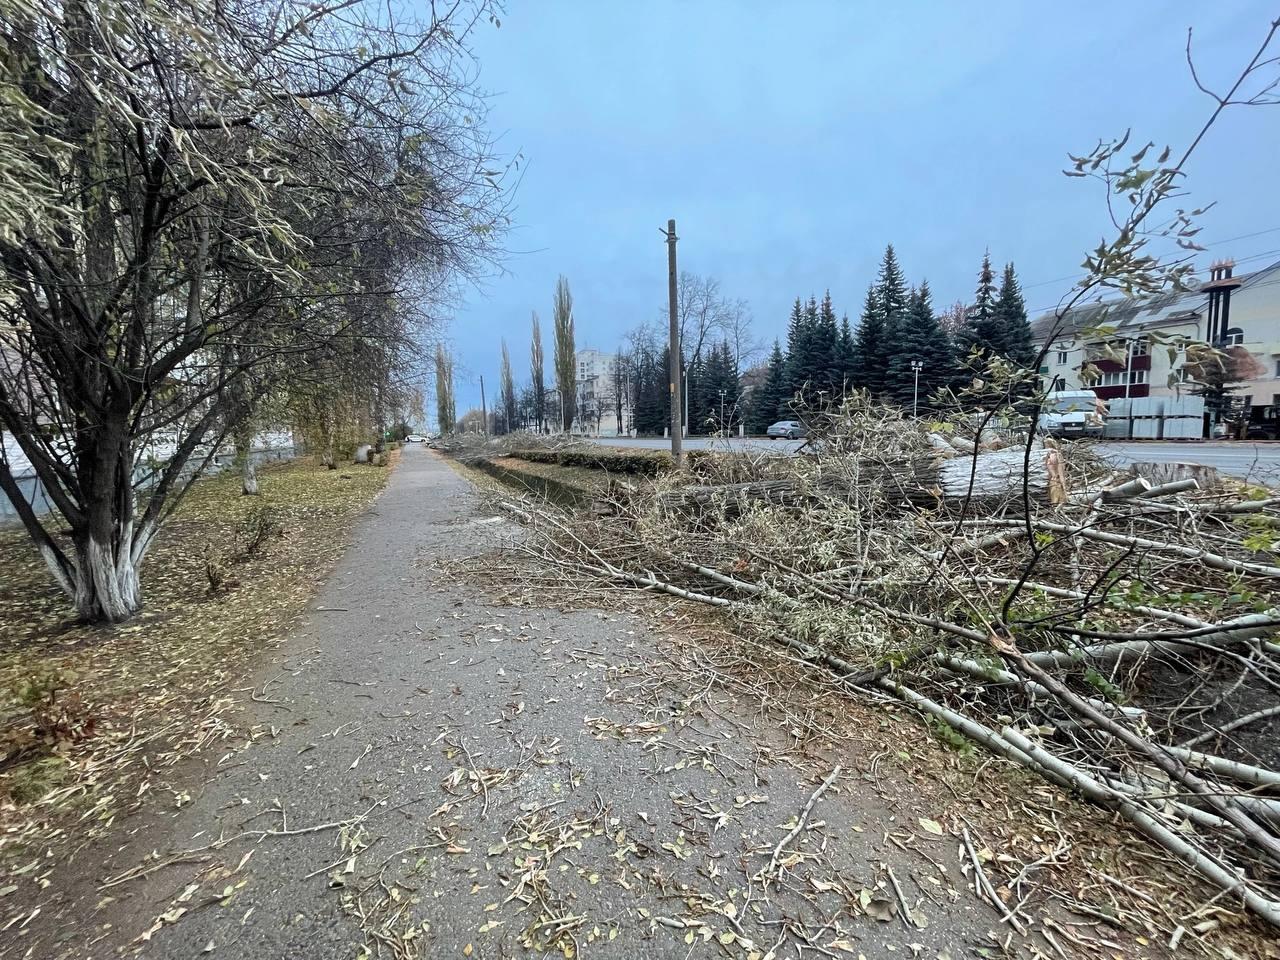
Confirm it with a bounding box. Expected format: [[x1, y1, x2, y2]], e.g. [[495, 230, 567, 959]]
[[480, 375, 488, 435], [664, 219, 682, 465]]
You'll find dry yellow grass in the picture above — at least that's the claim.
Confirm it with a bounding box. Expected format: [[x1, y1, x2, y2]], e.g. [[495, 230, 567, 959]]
[[0, 455, 392, 863]]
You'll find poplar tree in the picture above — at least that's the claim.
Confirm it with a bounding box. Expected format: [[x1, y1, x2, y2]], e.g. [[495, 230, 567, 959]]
[[499, 340, 517, 434], [435, 345, 456, 434], [530, 312, 546, 432], [552, 276, 576, 431]]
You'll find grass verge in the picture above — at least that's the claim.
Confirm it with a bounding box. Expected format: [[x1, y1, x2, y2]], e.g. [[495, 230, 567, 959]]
[[0, 456, 392, 871]]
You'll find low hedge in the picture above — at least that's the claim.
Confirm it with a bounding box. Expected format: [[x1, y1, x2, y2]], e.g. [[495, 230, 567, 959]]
[[471, 458, 596, 506], [505, 447, 710, 475]]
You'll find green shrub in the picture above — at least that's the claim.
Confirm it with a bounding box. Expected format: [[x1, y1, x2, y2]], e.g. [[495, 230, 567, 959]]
[[505, 448, 711, 475]]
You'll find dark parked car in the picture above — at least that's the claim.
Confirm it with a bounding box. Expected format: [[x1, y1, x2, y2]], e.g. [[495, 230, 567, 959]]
[[766, 420, 807, 439]]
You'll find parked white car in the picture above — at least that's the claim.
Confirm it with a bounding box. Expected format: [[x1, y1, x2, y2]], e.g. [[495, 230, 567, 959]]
[[1039, 390, 1105, 439], [405, 434, 426, 443], [766, 420, 807, 439]]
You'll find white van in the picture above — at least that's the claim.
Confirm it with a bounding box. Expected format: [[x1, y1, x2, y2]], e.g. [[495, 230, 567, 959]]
[[1039, 390, 1105, 439]]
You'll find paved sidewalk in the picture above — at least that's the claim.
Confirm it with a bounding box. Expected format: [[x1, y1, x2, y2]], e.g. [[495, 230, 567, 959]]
[[29, 446, 1008, 959]]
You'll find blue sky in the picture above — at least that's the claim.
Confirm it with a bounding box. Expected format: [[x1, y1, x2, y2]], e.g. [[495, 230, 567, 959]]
[[441, 0, 1279, 416]]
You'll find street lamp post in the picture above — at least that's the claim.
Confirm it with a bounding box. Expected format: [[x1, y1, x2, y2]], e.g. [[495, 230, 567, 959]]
[[718, 389, 726, 437], [680, 368, 691, 440], [910, 360, 924, 418]]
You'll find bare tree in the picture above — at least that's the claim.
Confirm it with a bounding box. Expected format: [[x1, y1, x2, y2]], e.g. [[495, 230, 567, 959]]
[[937, 301, 968, 339], [612, 351, 628, 436], [664, 272, 743, 366], [530, 312, 546, 432], [499, 340, 517, 434], [553, 276, 576, 432], [724, 299, 764, 370], [435, 345, 456, 434]]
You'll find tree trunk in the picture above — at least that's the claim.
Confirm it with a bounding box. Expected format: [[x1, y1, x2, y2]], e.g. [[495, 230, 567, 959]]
[[71, 436, 144, 622], [234, 424, 259, 495], [322, 410, 337, 469], [242, 452, 259, 495], [72, 534, 142, 622], [661, 445, 1066, 514]]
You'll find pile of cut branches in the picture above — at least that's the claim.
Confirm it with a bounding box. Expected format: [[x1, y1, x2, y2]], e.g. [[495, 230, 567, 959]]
[[487, 399, 1280, 930], [432, 430, 585, 463]]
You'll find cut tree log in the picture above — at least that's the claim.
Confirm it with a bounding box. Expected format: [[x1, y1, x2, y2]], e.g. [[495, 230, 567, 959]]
[[661, 444, 1068, 513], [1128, 461, 1221, 489]]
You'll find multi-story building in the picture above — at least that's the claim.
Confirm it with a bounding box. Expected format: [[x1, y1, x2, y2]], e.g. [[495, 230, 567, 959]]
[[574, 348, 629, 435], [1031, 259, 1280, 435]]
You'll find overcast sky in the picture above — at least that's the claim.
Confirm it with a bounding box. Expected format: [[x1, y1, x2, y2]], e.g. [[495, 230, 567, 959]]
[[439, 0, 1279, 417]]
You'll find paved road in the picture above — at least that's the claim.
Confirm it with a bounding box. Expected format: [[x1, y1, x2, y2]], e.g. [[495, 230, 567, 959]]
[[1097, 441, 1280, 483], [27, 446, 1011, 959], [586, 436, 1280, 482]]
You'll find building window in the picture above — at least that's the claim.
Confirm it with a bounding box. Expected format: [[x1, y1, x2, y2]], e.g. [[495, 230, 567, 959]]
[[1223, 327, 1244, 346], [1274, 359, 1280, 378], [1129, 339, 1149, 357], [1099, 370, 1125, 387], [1130, 369, 1148, 385], [1056, 350, 1069, 366]]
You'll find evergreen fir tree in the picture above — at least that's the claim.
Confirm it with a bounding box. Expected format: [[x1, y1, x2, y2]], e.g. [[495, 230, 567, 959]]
[[849, 284, 884, 395], [782, 298, 808, 401], [814, 291, 841, 397], [747, 341, 787, 433], [876, 244, 909, 333], [994, 262, 1036, 369], [885, 281, 956, 411], [961, 251, 1000, 362], [801, 295, 821, 395], [701, 340, 742, 432], [837, 315, 855, 394], [687, 351, 710, 434]]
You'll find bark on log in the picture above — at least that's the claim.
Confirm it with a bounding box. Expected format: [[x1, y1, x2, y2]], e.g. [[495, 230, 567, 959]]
[[1128, 461, 1221, 489], [661, 445, 1067, 513]]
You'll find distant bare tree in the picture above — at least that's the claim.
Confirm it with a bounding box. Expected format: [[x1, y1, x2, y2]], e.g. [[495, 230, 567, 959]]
[[553, 276, 576, 432], [666, 272, 736, 366], [499, 340, 517, 434], [435, 346, 456, 434], [530, 312, 546, 432], [938, 301, 969, 339], [724, 299, 764, 369], [612, 350, 628, 436]]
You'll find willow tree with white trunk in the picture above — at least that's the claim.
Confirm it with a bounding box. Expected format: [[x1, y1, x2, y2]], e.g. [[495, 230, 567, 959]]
[[0, 0, 509, 622]]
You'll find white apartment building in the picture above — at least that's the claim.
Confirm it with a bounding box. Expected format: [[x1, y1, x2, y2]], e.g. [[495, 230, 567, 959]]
[[574, 348, 629, 435], [1031, 259, 1280, 436]]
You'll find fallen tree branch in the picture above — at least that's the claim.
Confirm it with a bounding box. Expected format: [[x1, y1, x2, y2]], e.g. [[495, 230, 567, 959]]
[[1002, 728, 1280, 928], [765, 765, 842, 882], [1179, 704, 1280, 749]]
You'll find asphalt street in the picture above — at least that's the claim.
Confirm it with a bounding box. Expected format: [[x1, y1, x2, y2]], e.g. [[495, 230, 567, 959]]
[[586, 436, 1280, 483]]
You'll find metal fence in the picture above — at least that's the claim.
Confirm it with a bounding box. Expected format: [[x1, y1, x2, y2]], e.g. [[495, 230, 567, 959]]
[[1, 444, 300, 524]]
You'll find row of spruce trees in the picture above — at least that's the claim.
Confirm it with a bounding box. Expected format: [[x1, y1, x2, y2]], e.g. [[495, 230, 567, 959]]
[[628, 340, 743, 436], [744, 245, 1036, 433]]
